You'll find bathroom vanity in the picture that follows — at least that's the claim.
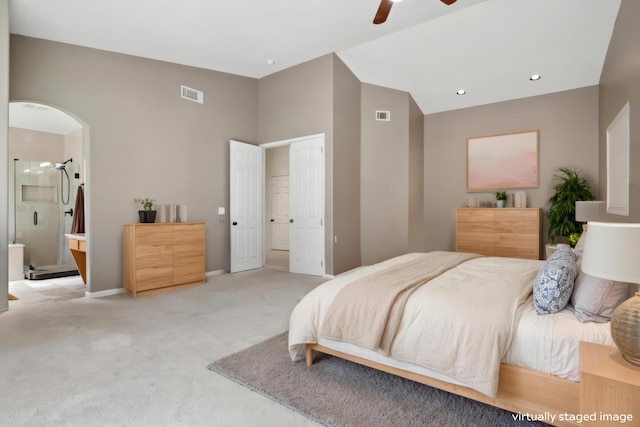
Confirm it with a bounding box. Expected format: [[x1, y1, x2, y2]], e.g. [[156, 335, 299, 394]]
[[66, 233, 87, 284]]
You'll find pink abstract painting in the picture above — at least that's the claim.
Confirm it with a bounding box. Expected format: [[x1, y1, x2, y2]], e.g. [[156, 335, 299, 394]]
[[466, 130, 539, 191]]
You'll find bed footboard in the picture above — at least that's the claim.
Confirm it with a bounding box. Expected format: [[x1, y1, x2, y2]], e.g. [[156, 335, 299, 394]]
[[306, 343, 580, 427]]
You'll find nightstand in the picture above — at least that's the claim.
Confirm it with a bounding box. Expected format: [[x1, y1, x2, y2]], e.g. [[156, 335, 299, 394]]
[[580, 341, 640, 426]]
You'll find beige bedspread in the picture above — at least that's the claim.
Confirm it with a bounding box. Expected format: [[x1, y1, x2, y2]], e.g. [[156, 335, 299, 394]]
[[289, 252, 541, 397], [318, 251, 480, 354]]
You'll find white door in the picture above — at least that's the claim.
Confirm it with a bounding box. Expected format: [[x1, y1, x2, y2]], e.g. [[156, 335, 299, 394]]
[[289, 136, 325, 276], [271, 176, 289, 250], [230, 140, 263, 273]]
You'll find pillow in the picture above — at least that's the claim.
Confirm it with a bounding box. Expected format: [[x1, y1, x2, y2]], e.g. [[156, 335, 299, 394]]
[[533, 248, 577, 314], [571, 271, 630, 323], [573, 232, 586, 261]]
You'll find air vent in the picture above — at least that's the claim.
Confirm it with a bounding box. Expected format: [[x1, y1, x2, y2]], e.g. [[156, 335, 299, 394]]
[[376, 110, 390, 121], [181, 85, 204, 104]]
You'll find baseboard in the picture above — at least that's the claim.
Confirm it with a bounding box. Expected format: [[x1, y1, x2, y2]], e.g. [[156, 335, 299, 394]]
[[206, 269, 227, 277], [85, 288, 125, 299], [84, 271, 225, 298]]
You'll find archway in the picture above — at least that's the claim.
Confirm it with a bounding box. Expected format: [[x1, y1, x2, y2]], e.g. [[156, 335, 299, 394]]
[[7, 101, 90, 304]]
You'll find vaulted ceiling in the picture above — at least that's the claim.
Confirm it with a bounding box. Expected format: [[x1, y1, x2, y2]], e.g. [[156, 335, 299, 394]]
[[9, 0, 621, 116]]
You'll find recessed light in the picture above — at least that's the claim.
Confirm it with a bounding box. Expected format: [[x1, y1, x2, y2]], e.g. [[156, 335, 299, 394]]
[[456, 89, 466, 95], [530, 74, 541, 81], [266, 59, 276, 65]]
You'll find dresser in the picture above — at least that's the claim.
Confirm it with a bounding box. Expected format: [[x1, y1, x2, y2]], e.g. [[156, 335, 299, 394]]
[[123, 222, 206, 297], [455, 208, 541, 260]]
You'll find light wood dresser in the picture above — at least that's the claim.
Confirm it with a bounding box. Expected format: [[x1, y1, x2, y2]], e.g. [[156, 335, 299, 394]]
[[123, 222, 206, 297], [455, 207, 542, 260]]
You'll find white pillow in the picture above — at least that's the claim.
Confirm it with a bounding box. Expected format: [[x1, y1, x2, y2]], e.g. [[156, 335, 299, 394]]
[[571, 270, 630, 323]]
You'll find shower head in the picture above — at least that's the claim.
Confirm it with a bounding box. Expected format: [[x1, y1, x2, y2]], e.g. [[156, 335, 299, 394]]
[[54, 158, 72, 170]]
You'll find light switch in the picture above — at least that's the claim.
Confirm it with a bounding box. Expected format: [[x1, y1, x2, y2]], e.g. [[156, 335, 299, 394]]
[[218, 207, 225, 215]]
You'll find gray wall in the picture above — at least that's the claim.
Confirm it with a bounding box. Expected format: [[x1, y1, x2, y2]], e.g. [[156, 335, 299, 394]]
[[258, 53, 362, 275], [1, 0, 9, 310], [332, 57, 362, 274], [423, 86, 600, 252], [10, 35, 258, 293], [361, 83, 412, 265], [408, 96, 424, 253], [599, 0, 640, 222], [258, 54, 335, 274]]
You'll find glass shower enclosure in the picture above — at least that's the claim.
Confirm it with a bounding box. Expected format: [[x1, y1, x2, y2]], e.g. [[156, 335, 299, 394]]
[[10, 159, 81, 280]]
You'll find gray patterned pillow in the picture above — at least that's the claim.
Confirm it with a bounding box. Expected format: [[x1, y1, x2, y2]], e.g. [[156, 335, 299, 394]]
[[533, 248, 577, 314]]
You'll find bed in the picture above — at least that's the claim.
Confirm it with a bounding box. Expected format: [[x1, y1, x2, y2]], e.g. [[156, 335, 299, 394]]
[[288, 251, 615, 427]]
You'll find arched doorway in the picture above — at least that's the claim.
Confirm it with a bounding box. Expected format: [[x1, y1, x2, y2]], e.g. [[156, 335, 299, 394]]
[[7, 101, 89, 304]]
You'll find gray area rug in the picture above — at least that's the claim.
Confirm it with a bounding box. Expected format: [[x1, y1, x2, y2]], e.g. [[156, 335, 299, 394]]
[[207, 332, 549, 427]]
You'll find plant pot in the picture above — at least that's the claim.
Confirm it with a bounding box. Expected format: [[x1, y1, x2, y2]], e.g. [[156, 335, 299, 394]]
[[139, 210, 157, 223], [496, 200, 506, 208]]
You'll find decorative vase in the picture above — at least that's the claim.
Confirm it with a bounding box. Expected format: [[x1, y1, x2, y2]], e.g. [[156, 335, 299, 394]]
[[138, 210, 157, 223], [496, 200, 506, 208], [610, 293, 640, 366]]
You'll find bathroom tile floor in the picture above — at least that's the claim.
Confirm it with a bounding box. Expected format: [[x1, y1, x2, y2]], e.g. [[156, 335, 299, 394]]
[[8, 275, 85, 309]]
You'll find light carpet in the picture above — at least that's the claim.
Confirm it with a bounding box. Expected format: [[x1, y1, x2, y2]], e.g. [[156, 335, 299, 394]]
[[207, 332, 549, 427]]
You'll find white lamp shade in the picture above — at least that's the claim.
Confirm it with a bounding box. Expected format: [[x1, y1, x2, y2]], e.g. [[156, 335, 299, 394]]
[[575, 201, 605, 222], [581, 222, 640, 283]]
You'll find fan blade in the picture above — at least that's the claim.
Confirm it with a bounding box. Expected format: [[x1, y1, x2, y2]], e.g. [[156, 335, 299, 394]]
[[441, 0, 457, 5], [373, 0, 393, 25]]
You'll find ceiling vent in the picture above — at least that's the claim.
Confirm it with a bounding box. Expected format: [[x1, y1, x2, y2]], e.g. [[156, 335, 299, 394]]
[[181, 85, 204, 104], [376, 110, 390, 121]]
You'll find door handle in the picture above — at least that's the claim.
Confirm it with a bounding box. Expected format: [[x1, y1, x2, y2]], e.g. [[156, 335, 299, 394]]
[[270, 219, 274, 222], [33, 211, 38, 225], [232, 222, 238, 226], [65, 208, 73, 217], [290, 219, 294, 223]]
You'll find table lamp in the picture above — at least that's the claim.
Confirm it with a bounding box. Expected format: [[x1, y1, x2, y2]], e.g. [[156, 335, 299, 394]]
[[581, 222, 640, 366], [575, 201, 605, 229]]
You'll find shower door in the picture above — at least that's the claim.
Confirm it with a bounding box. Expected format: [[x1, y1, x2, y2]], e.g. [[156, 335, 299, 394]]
[[13, 160, 79, 275]]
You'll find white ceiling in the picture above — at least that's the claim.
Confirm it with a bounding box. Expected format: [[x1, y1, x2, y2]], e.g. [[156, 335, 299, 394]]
[[9, 102, 82, 135], [8, 0, 621, 123]]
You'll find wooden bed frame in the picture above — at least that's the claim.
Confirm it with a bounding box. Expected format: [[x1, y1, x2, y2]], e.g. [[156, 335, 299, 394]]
[[306, 343, 581, 427]]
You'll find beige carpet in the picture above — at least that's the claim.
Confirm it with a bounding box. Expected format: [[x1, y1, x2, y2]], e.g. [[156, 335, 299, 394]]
[[207, 332, 550, 427], [1, 268, 327, 426]]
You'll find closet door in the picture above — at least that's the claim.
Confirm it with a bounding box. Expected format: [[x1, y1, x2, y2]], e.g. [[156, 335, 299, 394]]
[[289, 136, 325, 276], [229, 140, 264, 273]]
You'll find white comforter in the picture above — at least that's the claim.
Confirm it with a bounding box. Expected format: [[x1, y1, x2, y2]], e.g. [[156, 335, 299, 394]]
[[289, 252, 542, 398]]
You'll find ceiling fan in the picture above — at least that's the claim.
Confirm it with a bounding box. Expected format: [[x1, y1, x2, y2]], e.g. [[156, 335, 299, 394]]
[[374, 0, 457, 25]]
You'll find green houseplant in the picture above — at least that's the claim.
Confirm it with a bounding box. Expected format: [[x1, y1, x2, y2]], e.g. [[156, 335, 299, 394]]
[[495, 191, 507, 208], [135, 198, 157, 223], [547, 168, 595, 243]]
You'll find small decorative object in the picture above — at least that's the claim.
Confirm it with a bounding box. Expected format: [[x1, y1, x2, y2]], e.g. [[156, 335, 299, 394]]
[[135, 198, 157, 223], [547, 167, 595, 243], [514, 191, 527, 208], [495, 191, 507, 208], [581, 222, 640, 366]]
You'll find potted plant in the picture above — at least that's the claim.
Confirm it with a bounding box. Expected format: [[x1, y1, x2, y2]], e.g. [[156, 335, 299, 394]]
[[135, 198, 157, 223], [495, 191, 507, 208], [547, 167, 595, 244]]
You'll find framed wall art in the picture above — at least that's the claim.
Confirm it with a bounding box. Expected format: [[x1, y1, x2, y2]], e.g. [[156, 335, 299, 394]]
[[466, 130, 539, 192]]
